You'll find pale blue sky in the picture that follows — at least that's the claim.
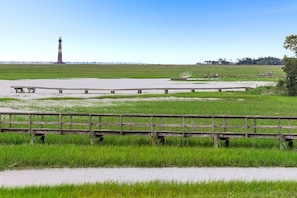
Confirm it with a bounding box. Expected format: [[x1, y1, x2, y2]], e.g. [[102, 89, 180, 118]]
[[1, 0, 297, 64]]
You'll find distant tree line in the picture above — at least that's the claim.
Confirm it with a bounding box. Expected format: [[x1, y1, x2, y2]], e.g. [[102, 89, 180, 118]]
[[199, 57, 284, 65]]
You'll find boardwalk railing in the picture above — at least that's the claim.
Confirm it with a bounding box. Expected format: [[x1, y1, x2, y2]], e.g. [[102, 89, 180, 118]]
[[11, 86, 251, 94], [1, 112, 297, 148]]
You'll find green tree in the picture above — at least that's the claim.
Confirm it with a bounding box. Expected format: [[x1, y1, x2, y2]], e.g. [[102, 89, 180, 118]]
[[284, 35, 297, 56], [283, 58, 297, 95], [283, 34, 297, 96]]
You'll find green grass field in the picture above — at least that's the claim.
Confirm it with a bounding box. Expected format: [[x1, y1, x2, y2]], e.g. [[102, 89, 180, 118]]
[[0, 64, 284, 79]]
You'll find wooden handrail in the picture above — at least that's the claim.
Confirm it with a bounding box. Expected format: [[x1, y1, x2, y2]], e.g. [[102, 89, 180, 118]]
[[0, 112, 297, 147]]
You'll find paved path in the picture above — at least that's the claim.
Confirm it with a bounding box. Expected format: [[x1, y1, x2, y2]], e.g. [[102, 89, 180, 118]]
[[1, 167, 297, 187]]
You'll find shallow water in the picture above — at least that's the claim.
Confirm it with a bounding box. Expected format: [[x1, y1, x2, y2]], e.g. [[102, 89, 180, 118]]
[[0, 78, 274, 99], [1, 167, 297, 187]]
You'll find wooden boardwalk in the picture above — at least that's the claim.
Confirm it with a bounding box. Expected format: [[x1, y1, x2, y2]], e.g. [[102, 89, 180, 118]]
[[1, 112, 297, 148], [11, 86, 251, 94]]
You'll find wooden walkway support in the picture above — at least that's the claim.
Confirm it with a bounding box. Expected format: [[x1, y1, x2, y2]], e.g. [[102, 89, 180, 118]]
[[1, 112, 297, 148], [11, 86, 251, 94]]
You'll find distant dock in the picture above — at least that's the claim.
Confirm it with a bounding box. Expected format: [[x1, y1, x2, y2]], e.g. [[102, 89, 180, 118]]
[[11, 86, 252, 94]]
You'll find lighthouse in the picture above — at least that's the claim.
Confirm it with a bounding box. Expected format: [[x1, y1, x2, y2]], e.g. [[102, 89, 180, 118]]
[[57, 37, 63, 64]]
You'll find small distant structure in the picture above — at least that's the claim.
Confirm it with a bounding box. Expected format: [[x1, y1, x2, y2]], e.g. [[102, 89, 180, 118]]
[[170, 71, 192, 81], [257, 71, 273, 78], [180, 71, 192, 78], [204, 73, 220, 79], [57, 37, 63, 64]]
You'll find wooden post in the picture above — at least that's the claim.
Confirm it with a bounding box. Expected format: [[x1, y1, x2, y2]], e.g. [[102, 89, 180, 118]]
[[288, 119, 291, 133], [191, 118, 195, 133], [9, 114, 12, 129], [89, 114, 95, 144], [29, 114, 34, 144], [28, 88, 35, 93], [151, 116, 157, 145], [212, 117, 220, 147], [40, 114, 44, 129], [120, 115, 123, 135], [69, 115, 73, 130], [213, 133, 220, 148], [159, 117, 163, 132], [245, 117, 249, 138], [278, 118, 281, 135], [129, 116, 132, 131], [279, 135, 286, 150], [29, 130, 35, 144], [98, 116, 102, 130], [182, 116, 185, 137], [29, 113, 32, 133], [223, 118, 227, 132], [59, 114, 63, 134], [212, 116, 215, 136], [253, 118, 257, 133]]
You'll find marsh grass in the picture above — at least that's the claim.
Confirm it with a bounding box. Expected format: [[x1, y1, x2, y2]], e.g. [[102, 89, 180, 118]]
[[1, 90, 297, 170], [0, 64, 284, 80], [0, 133, 279, 148], [1, 143, 297, 170], [4, 91, 293, 116], [0, 64, 294, 195], [0, 181, 297, 197], [1, 92, 297, 148]]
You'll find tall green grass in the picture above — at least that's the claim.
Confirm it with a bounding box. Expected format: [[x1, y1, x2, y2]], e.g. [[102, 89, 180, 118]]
[[0, 133, 280, 148], [1, 181, 297, 198], [1, 144, 297, 170]]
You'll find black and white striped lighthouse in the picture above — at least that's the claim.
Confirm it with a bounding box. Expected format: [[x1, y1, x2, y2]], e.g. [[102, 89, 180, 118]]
[[57, 37, 63, 64]]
